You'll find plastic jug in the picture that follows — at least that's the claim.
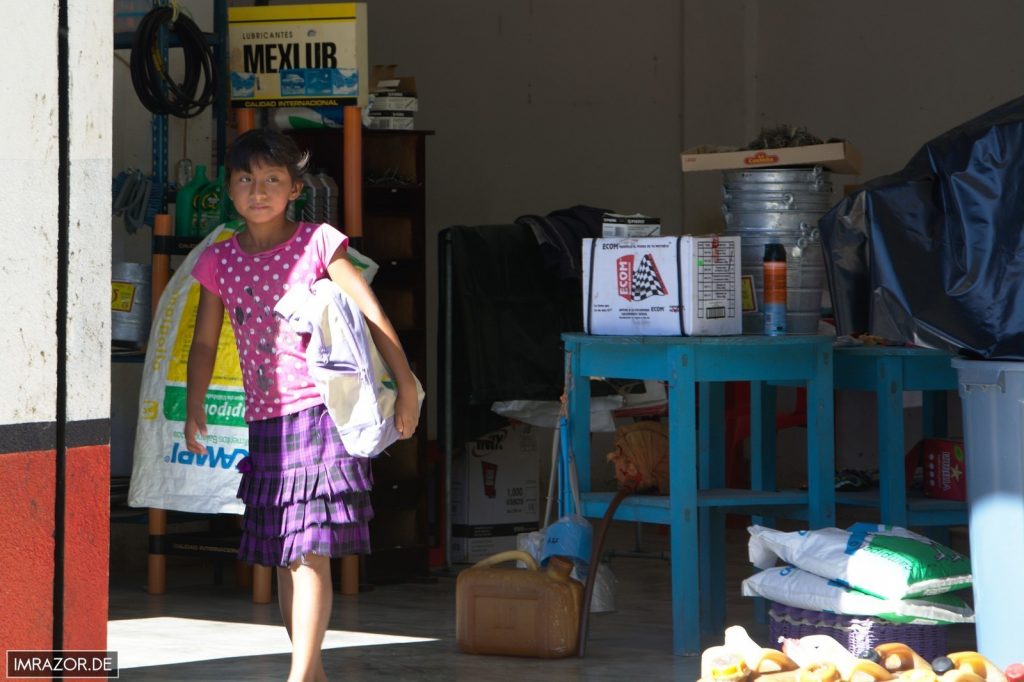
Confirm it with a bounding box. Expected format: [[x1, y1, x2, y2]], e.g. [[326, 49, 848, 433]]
[[175, 164, 207, 237], [455, 550, 582, 658], [194, 165, 227, 236]]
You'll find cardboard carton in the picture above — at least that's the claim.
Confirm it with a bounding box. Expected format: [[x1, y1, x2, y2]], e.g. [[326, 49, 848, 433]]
[[581, 236, 742, 336], [680, 140, 863, 175], [922, 438, 967, 501], [368, 110, 416, 130], [370, 64, 417, 95], [601, 213, 661, 238], [451, 423, 541, 563], [228, 3, 369, 108]]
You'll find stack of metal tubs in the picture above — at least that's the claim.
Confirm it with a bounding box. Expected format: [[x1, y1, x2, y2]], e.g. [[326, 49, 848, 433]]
[[721, 166, 834, 334]]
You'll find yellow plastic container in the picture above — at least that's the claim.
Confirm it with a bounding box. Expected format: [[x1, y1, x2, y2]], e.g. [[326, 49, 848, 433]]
[[455, 550, 582, 658]]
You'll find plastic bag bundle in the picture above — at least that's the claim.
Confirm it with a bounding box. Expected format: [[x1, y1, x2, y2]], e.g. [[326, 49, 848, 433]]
[[743, 523, 974, 625], [748, 524, 971, 600], [742, 566, 973, 625]]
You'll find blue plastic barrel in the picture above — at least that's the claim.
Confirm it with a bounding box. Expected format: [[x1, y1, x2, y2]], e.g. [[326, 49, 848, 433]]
[[952, 358, 1024, 669]]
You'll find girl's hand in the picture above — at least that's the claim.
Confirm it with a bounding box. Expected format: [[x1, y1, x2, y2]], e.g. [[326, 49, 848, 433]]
[[394, 388, 420, 440], [184, 409, 209, 455]]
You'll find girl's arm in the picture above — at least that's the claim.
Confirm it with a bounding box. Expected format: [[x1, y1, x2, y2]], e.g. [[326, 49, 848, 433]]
[[327, 252, 420, 439], [185, 287, 225, 454]]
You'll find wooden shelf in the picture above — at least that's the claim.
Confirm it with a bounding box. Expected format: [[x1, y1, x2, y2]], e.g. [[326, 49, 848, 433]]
[[286, 127, 434, 584]]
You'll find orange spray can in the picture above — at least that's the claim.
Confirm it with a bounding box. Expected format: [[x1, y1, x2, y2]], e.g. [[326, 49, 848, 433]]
[[763, 243, 787, 336]]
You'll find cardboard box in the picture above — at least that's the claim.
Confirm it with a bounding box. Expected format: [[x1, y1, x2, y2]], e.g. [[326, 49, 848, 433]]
[[368, 111, 416, 130], [601, 213, 661, 238], [451, 423, 541, 563], [581, 236, 742, 336], [680, 140, 863, 175], [921, 438, 967, 501], [228, 3, 369, 108], [370, 93, 419, 112], [370, 64, 417, 95]]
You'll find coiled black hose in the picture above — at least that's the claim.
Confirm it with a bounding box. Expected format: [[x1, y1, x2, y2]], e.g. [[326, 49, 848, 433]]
[[129, 6, 215, 118]]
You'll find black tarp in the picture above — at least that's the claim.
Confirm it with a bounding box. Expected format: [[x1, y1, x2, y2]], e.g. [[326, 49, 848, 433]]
[[439, 224, 587, 445], [820, 94, 1024, 359]]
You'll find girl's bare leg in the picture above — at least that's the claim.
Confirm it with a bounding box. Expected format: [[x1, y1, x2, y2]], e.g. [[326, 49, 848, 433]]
[[286, 554, 332, 682]]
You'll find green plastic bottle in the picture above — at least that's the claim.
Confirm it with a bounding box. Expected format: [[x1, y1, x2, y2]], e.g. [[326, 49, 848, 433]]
[[174, 164, 207, 237], [194, 165, 227, 236]]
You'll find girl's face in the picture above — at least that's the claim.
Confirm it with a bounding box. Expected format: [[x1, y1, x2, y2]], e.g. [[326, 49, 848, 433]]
[[228, 160, 303, 228]]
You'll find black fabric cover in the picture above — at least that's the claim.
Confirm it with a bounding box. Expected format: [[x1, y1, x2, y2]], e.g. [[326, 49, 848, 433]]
[[819, 94, 1024, 359], [439, 224, 587, 445], [515, 205, 608, 281]]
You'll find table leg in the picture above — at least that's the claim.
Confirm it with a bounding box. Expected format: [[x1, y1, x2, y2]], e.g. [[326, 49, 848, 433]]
[[699, 383, 726, 634], [668, 348, 701, 655], [565, 346, 592, 504], [750, 380, 777, 624], [751, 381, 778, 501], [876, 357, 907, 528], [807, 347, 836, 529]]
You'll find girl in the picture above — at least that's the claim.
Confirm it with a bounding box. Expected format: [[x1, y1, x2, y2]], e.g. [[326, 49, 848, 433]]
[[184, 128, 420, 682]]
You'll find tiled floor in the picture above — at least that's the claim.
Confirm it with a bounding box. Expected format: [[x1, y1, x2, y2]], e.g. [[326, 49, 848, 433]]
[[106, 520, 977, 681]]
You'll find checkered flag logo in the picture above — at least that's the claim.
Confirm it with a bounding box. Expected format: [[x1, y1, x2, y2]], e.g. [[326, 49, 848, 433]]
[[617, 253, 669, 301]]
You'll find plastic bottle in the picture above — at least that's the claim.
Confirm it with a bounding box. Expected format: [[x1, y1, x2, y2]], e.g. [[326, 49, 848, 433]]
[[700, 645, 751, 682], [763, 242, 787, 336], [174, 164, 207, 237], [318, 172, 339, 227], [300, 173, 321, 223], [193, 165, 226, 236]]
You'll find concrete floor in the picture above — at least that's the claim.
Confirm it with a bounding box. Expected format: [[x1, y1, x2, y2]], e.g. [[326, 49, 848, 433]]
[[106, 520, 977, 681]]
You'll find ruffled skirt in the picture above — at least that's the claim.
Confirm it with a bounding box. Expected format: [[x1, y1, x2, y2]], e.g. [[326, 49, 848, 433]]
[[237, 404, 374, 567]]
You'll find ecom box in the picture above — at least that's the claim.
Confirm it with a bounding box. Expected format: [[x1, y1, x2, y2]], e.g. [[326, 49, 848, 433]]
[[451, 423, 541, 563], [582, 236, 742, 336]]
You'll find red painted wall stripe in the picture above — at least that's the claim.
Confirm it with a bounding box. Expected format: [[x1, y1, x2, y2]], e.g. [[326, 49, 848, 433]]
[[0, 451, 56, 652], [62, 444, 110, 652]]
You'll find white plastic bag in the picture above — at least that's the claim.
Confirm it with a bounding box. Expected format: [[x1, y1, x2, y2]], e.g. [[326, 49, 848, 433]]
[[128, 226, 249, 514], [748, 524, 971, 600], [742, 565, 974, 624], [515, 517, 617, 613]]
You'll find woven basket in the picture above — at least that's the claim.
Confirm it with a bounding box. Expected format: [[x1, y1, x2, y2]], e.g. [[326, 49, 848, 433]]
[[768, 603, 948, 662]]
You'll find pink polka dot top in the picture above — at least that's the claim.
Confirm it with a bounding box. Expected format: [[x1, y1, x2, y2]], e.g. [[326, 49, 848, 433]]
[[191, 222, 348, 423]]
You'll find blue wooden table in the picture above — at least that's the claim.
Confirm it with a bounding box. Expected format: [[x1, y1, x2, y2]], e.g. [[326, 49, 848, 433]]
[[561, 333, 835, 655], [833, 345, 967, 529]]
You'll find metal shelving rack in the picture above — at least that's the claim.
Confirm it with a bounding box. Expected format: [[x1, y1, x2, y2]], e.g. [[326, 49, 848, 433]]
[[112, 1, 250, 598], [113, 0, 228, 210]]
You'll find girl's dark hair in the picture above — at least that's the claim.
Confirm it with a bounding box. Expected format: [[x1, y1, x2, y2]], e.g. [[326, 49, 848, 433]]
[[226, 128, 310, 180]]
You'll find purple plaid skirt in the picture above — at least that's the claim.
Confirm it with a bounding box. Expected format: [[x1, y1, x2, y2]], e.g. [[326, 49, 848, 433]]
[[236, 403, 374, 567]]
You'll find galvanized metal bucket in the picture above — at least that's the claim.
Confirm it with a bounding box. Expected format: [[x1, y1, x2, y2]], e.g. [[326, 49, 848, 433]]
[[721, 166, 834, 335], [111, 262, 152, 348]]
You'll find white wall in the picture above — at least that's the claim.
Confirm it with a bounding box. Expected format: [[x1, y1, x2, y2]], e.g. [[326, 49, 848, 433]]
[[0, 4, 110, 426], [69, 3, 114, 423], [682, 0, 1024, 231], [0, 3, 60, 424]]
